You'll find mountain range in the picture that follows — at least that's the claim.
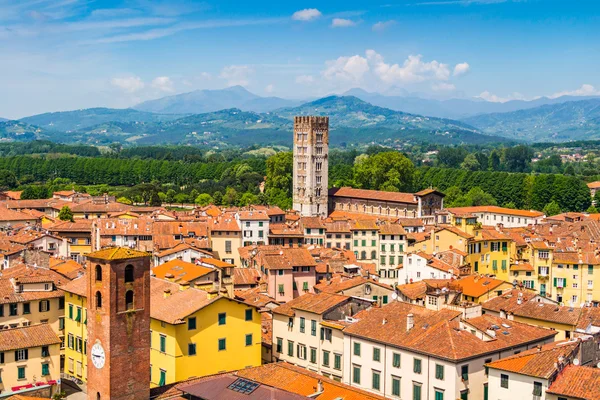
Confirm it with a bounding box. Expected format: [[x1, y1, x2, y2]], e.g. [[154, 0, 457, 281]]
[[2, 86, 600, 146]]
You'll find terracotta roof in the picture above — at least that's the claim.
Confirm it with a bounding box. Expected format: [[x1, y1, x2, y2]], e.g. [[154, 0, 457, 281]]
[[150, 278, 220, 324], [414, 251, 457, 273], [260, 247, 316, 270], [486, 340, 579, 378], [378, 222, 406, 235], [155, 242, 212, 258], [397, 218, 424, 227], [314, 276, 392, 294], [0, 264, 68, 304], [576, 306, 600, 331], [436, 224, 474, 239], [301, 216, 326, 229], [415, 188, 445, 197], [237, 362, 388, 400], [269, 223, 303, 237], [482, 289, 543, 314], [87, 247, 150, 260], [0, 324, 61, 351], [48, 220, 94, 232], [2, 190, 22, 200], [238, 210, 269, 221], [587, 181, 600, 189], [0, 205, 39, 222], [350, 219, 380, 231], [60, 275, 87, 297], [546, 365, 600, 400], [455, 275, 506, 298], [208, 216, 240, 232], [234, 287, 278, 309], [329, 187, 418, 204], [0, 239, 26, 255], [261, 312, 272, 346], [233, 268, 263, 286], [153, 259, 216, 282], [323, 220, 351, 233], [396, 281, 428, 300], [446, 206, 544, 218], [512, 302, 582, 326], [273, 292, 351, 317], [49, 259, 84, 280], [510, 261, 534, 271]]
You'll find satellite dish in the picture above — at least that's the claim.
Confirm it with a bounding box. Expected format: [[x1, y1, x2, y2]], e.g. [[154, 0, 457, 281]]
[[573, 358, 580, 366], [597, 362, 600, 368], [391, 293, 398, 300]]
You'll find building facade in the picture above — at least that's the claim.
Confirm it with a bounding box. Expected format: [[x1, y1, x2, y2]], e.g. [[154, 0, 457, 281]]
[[293, 116, 329, 217]]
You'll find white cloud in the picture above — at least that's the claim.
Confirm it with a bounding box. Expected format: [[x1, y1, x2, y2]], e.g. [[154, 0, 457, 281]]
[[331, 18, 356, 28], [219, 65, 253, 87], [365, 51, 451, 84], [110, 76, 145, 93], [151, 76, 175, 92], [476, 90, 526, 103], [453, 62, 470, 76], [296, 75, 315, 84], [372, 20, 396, 31], [432, 82, 456, 91], [265, 84, 275, 93], [292, 8, 322, 21], [322, 55, 370, 83], [549, 84, 600, 99]]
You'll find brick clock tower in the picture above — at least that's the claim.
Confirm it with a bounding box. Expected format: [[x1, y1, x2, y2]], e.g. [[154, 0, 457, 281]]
[[293, 116, 329, 217], [86, 247, 151, 400]]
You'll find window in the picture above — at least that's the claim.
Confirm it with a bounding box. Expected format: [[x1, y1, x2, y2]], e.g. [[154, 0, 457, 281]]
[[288, 341, 294, 357], [334, 353, 341, 370], [297, 344, 307, 360], [484, 358, 492, 375], [159, 369, 166, 386], [354, 342, 361, 356], [413, 383, 422, 400], [124, 265, 134, 283], [435, 390, 444, 400], [460, 390, 468, 400], [125, 290, 134, 310], [188, 343, 196, 356], [41, 362, 50, 376], [533, 381, 542, 396], [461, 365, 469, 381], [352, 365, 361, 384], [245, 309, 253, 321], [303, 281, 309, 292], [67, 334, 74, 349], [188, 317, 197, 330], [22, 302, 31, 314], [95, 265, 102, 281], [245, 334, 253, 346], [18, 366, 26, 380], [373, 347, 381, 362], [278, 284, 284, 294], [300, 317, 305, 333], [68, 304, 73, 319], [225, 240, 232, 253], [435, 364, 444, 380], [501, 373, 509, 388], [39, 299, 50, 312], [310, 347, 317, 363], [276, 338, 283, 353], [392, 376, 401, 396], [372, 370, 381, 390], [392, 352, 401, 368], [413, 358, 422, 374], [15, 349, 28, 361], [96, 291, 102, 309], [218, 313, 226, 325], [323, 350, 330, 366], [9, 303, 18, 316], [311, 320, 317, 336], [218, 338, 226, 351], [159, 335, 166, 352]]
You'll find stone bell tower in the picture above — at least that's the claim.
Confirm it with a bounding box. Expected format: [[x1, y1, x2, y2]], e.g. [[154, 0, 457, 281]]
[[86, 247, 151, 400], [293, 116, 329, 217]]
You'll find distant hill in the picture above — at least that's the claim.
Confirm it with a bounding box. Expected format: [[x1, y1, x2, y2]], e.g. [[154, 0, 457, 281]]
[[20, 107, 183, 132], [0, 120, 58, 142], [463, 98, 600, 142], [134, 86, 302, 114], [0, 117, 7, 122], [343, 88, 600, 120]]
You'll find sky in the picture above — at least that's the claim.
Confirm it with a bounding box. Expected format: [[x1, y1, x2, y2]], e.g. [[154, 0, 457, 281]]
[[0, 0, 599, 118]]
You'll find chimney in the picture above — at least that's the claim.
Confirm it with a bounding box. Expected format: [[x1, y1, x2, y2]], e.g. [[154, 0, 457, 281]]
[[179, 280, 190, 291], [165, 273, 175, 282], [163, 289, 171, 298], [407, 313, 414, 331]]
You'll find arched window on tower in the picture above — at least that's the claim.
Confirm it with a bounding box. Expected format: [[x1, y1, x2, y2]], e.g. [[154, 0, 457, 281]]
[[125, 265, 134, 283], [125, 290, 134, 310], [95, 265, 102, 282], [96, 291, 102, 309]]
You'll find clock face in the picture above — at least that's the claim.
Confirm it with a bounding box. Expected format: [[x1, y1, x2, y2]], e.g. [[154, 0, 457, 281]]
[[91, 343, 106, 369]]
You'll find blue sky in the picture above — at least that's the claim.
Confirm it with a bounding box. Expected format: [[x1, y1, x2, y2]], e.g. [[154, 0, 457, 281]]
[[1, 0, 599, 118]]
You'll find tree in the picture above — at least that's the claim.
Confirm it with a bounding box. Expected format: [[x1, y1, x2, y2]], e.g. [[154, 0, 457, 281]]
[[58, 206, 74, 222], [437, 147, 467, 168], [460, 154, 481, 171], [117, 196, 132, 205], [543, 201, 561, 217], [190, 189, 199, 204], [195, 193, 213, 206], [587, 205, 598, 214], [354, 151, 416, 192], [223, 187, 239, 206], [443, 186, 463, 207], [502, 145, 533, 172], [212, 191, 223, 206], [239, 192, 259, 206], [488, 150, 501, 171], [149, 192, 162, 207], [265, 152, 292, 208], [0, 169, 17, 190], [174, 192, 188, 206], [593, 189, 600, 206], [165, 189, 176, 205], [503, 201, 517, 209]]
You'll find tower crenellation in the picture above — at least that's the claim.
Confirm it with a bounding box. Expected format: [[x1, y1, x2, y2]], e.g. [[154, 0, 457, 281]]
[[293, 116, 329, 217]]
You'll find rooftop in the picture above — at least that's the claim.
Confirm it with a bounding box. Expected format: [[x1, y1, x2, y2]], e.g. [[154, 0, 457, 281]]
[[273, 292, 351, 317], [0, 324, 61, 351], [86, 247, 150, 261], [546, 365, 600, 400]]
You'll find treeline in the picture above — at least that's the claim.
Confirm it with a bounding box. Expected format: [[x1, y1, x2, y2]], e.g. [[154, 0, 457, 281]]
[[0, 141, 101, 157]]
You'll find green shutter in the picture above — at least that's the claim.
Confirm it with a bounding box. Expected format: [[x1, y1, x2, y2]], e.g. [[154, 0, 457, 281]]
[[158, 370, 166, 386], [435, 391, 444, 400], [372, 371, 380, 390], [413, 384, 421, 400], [42, 363, 49, 376], [554, 277, 557, 287], [392, 378, 400, 396]]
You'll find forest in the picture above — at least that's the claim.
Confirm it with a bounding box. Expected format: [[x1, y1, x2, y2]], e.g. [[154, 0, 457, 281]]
[[0, 141, 597, 215]]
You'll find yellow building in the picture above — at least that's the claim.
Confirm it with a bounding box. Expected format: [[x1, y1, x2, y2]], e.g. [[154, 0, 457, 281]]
[[552, 251, 600, 306], [209, 215, 243, 266], [0, 324, 62, 396], [59, 275, 262, 387], [48, 221, 93, 262], [466, 227, 514, 281]]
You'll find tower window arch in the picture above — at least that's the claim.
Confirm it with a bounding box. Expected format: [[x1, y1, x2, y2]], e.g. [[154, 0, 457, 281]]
[[125, 265, 134, 283], [95, 265, 102, 282], [125, 290, 134, 310], [96, 291, 102, 309]]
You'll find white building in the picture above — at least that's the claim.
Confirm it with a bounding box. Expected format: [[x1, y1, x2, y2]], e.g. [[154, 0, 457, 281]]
[[237, 210, 269, 246], [399, 252, 459, 285], [341, 301, 557, 399], [378, 222, 408, 285], [446, 206, 545, 228]]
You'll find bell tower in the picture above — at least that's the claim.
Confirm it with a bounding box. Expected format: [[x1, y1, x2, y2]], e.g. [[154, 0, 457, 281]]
[[86, 247, 151, 400], [293, 116, 329, 217]]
